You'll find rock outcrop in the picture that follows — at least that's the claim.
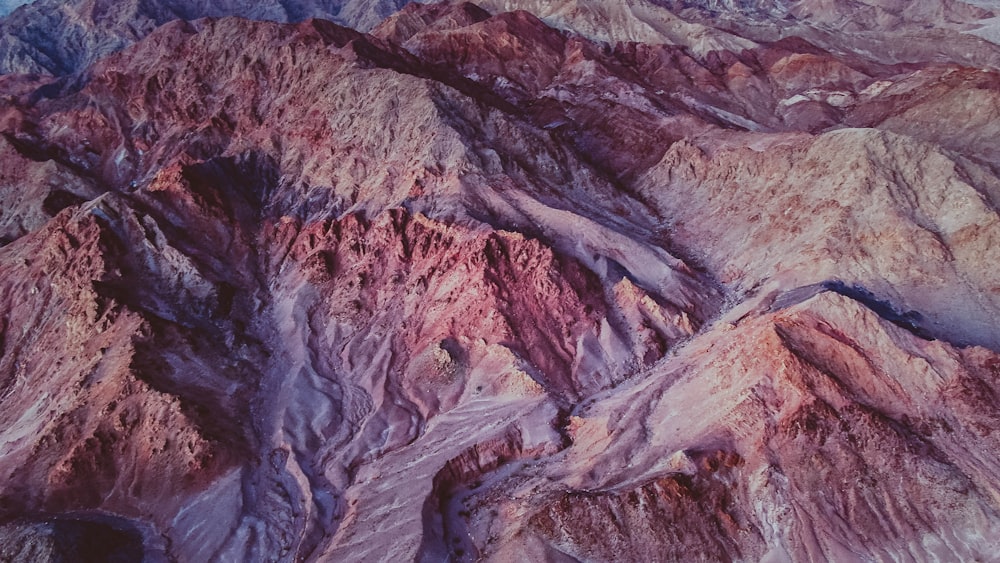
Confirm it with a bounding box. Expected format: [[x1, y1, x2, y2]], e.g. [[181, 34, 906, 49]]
[[1, 0, 1000, 561], [0, 0, 410, 74]]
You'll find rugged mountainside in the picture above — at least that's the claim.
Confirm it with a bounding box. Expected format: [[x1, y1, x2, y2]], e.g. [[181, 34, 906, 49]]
[[2, 0, 1000, 561], [0, 0, 409, 74], [474, 0, 1000, 66]]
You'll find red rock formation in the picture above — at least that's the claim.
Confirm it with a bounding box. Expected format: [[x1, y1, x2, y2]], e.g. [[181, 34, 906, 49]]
[[1, 1, 1000, 561], [456, 292, 1000, 560], [0, 0, 410, 74]]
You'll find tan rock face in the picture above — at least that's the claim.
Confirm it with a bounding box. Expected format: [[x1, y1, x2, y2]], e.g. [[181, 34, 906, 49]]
[[2, 1, 1000, 561]]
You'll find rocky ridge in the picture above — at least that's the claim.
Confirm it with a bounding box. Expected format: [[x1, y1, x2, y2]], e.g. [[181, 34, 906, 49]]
[[0, 0, 1000, 561], [0, 0, 409, 74]]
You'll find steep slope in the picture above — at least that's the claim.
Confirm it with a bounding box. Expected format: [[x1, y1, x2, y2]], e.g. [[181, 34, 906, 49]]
[[638, 128, 1000, 348], [2, 1, 1000, 562], [455, 290, 1000, 561], [0, 0, 409, 74], [0, 13, 715, 561], [472, 0, 760, 54], [4, 0, 1000, 77], [471, 0, 1000, 68]]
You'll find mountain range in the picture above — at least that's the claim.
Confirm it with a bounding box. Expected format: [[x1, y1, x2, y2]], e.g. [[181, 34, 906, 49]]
[[1, 0, 1000, 561]]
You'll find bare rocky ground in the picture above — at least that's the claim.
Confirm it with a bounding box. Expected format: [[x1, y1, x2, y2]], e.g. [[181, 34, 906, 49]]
[[1, 0, 1000, 561]]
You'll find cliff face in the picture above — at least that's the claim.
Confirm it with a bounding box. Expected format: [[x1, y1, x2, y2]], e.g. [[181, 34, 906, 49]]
[[1, 1, 1000, 561]]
